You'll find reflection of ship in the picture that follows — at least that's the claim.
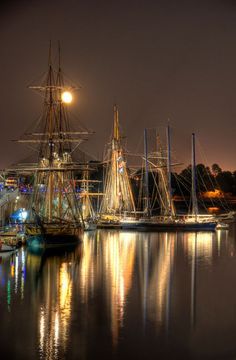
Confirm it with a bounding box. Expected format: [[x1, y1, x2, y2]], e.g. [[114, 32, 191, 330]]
[[20, 46, 89, 248], [26, 245, 81, 358], [122, 130, 217, 231], [98, 105, 136, 228], [137, 233, 175, 329], [79, 230, 136, 346]]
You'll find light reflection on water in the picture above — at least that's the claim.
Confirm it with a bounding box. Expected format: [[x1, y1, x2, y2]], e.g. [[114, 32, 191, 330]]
[[0, 229, 236, 359]]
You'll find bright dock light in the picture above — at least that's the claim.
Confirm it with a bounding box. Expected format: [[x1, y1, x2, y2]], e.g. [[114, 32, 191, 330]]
[[61, 91, 73, 104]]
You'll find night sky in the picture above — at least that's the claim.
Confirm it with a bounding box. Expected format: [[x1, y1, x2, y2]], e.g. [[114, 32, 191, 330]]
[[1, 0, 236, 170]]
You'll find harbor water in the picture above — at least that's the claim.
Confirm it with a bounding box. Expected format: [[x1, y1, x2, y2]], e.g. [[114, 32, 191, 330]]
[[0, 228, 236, 359]]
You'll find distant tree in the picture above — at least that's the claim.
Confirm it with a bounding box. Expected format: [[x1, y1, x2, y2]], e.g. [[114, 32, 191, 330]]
[[216, 171, 234, 193], [212, 163, 222, 177], [196, 164, 214, 192], [231, 171, 236, 195]]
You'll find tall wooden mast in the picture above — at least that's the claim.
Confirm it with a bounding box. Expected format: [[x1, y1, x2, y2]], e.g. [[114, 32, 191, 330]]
[[191, 133, 198, 220], [166, 125, 175, 218], [144, 128, 150, 217]]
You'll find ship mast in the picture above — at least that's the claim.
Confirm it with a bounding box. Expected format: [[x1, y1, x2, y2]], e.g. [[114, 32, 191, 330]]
[[191, 133, 198, 220], [16, 43, 90, 225], [156, 135, 170, 216], [166, 125, 175, 218], [100, 105, 136, 216], [144, 128, 150, 217], [48, 43, 54, 222]]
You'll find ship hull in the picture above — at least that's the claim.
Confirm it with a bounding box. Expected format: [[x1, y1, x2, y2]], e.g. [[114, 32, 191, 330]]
[[121, 220, 217, 232], [97, 221, 122, 229], [98, 216, 217, 231], [26, 224, 82, 249]]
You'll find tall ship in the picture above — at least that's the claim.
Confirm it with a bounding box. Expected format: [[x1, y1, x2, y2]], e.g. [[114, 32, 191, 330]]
[[98, 105, 136, 227], [17, 45, 91, 248], [121, 128, 217, 231]]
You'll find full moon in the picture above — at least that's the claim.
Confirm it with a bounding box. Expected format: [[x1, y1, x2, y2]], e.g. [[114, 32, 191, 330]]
[[61, 91, 73, 104]]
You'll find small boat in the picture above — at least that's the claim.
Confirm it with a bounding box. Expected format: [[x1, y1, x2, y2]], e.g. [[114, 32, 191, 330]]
[[0, 243, 17, 253], [84, 220, 97, 231], [216, 222, 229, 230]]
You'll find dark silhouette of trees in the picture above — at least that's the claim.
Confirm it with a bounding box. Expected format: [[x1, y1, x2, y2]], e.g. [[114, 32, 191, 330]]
[[212, 163, 222, 177], [215, 171, 234, 194]]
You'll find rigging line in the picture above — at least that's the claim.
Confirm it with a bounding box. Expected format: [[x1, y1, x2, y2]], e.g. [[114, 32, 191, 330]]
[[77, 145, 100, 161], [27, 69, 49, 89], [150, 171, 157, 209], [173, 173, 189, 210], [196, 138, 230, 210], [195, 169, 212, 211], [201, 169, 231, 211], [68, 109, 93, 133], [137, 165, 144, 210], [211, 174, 231, 211], [175, 173, 192, 193], [134, 133, 144, 159], [150, 170, 166, 212]]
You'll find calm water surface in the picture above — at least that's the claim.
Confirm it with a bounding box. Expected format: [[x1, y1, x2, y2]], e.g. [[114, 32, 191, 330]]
[[1, 228, 236, 359]]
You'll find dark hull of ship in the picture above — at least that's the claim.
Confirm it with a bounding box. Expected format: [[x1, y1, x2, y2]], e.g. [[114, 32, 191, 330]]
[[26, 224, 82, 249], [97, 221, 122, 229], [121, 220, 217, 232], [98, 221, 217, 231]]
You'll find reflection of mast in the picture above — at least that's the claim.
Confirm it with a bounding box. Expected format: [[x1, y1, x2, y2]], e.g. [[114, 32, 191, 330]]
[[100, 105, 135, 216], [138, 233, 175, 329], [165, 233, 174, 336], [184, 232, 214, 330], [190, 232, 197, 329], [137, 233, 150, 330]]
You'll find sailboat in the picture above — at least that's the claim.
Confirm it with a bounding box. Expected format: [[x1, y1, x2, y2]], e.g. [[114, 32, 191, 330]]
[[98, 105, 136, 228], [18, 45, 90, 248], [122, 129, 217, 231]]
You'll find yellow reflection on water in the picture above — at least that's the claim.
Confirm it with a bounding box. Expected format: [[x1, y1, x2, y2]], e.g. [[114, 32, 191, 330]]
[[103, 232, 136, 344], [59, 262, 72, 349], [80, 233, 96, 303], [80, 231, 136, 346], [142, 233, 175, 326], [39, 307, 45, 355], [104, 231, 136, 345], [21, 250, 25, 300], [25, 248, 77, 360], [184, 232, 214, 264], [14, 255, 18, 294]]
